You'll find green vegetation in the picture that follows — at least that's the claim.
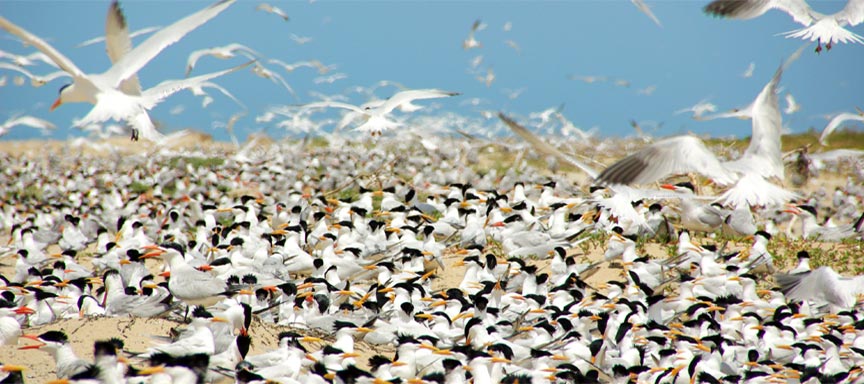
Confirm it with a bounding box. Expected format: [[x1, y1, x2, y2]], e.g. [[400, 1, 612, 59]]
[[167, 156, 225, 169]]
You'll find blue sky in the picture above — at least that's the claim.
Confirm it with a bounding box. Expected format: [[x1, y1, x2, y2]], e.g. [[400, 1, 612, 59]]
[[0, 0, 862, 141]]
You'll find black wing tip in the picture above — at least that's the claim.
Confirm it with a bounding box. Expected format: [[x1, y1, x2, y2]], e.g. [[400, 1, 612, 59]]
[[109, 0, 128, 29], [703, 0, 745, 17]]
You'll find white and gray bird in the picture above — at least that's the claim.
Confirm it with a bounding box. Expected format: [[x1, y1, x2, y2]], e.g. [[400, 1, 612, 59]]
[[0, 115, 55, 137], [704, 0, 864, 52], [299, 88, 460, 135], [0, 0, 240, 142]]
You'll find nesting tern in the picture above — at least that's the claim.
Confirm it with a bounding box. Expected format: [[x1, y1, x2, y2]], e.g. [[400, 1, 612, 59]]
[[0, 0, 240, 142], [141, 243, 240, 307], [704, 0, 864, 52]]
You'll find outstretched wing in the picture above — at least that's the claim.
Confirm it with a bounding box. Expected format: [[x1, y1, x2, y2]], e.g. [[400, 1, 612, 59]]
[[0, 15, 85, 77], [499, 113, 599, 179], [595, 136, 737, 186], [103, 0, 236, 87], [380, 89, 459, 115]]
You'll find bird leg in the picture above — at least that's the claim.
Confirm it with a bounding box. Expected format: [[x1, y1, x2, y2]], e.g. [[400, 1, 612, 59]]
[[826, 40, 833, 51], [130, 127, 139, 141], [815, 38, 823, 54]]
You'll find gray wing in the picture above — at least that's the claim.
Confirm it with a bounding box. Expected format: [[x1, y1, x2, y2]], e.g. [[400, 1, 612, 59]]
[[105, 1, 142, 95], [499, 112, 599, 179], [595, 136, 737, 186]]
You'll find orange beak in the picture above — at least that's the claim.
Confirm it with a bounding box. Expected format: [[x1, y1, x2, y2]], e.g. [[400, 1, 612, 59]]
[[660, 184, 676, 191], [50, 97, 62, 111]]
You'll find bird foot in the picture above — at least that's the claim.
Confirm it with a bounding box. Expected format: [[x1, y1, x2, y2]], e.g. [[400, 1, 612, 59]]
[[130, 128, 139, 141]]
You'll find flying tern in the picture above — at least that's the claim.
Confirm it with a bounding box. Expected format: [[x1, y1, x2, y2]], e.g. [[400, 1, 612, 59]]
[[0, 115, 56, 137], [593, 48, 804, 207], [0, 0, 239, 142], [256, 3, 290, 21], [819, 108, 864, 145], [704, 0, 864, 52], [299, 88, 460, 135], [463, 19, 483, 50], [185, 43, 258, 76], [631, 0, 663, 27], [0, 62, 69, 87]]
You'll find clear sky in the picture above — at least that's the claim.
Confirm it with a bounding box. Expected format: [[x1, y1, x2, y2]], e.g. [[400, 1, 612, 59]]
[[1, 0, 862, 141]]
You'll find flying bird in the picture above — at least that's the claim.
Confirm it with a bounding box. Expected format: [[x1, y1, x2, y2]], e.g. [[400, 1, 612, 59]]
[[741, 61, 756, 78], [76, 25, 160, 48], [594, 47, 804, 207], [463, 19, 483, 50], [0, 0, 240, 142], [631, 0, 663, 27], [704, 0, 864, 52], [819, 108, 864, 145], [185, 43, 258, 76], [0, 115, 56, 137], [299, 88, 460, 135], [256, 3, 289, 21]]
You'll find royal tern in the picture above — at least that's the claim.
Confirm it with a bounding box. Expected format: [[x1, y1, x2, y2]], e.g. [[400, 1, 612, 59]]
[[704, 0, 864, 52], [185, 43, 258, 76], [819, 108, 864, 145], [0, 301, 34, 346], [775, 266, 864, 311], [594, 49, 804, 207], [660, 182, 727, 232], [19, 331, 90, 378], [299, 88, 459, 135], [141, 243, 240, 307], [0, 0, 238, 142], [256, 3, 290, 21], [784, 205, 864, 241], [0, 115, 55, 137]]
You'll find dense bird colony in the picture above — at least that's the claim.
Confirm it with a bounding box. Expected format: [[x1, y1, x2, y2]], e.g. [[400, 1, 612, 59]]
[[0, 132, 862, 383], [1, 0, 864, 383]]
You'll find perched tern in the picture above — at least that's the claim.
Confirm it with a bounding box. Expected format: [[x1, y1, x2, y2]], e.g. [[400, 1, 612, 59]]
[[704, 0, 864, 52], [299, 88, 460, 135], [141, 243, 240, 307], [819, 108, 864, 145], [0, 0, 238, 142]]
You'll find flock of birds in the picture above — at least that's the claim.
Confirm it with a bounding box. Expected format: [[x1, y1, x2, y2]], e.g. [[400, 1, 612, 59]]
[[0, 126, 861, 384], [1, 0, 864, 142], [0, 0, 863, 383]]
